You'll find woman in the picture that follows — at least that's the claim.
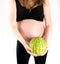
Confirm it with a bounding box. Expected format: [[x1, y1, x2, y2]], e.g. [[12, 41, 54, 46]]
[[10, 0, 52, 64]]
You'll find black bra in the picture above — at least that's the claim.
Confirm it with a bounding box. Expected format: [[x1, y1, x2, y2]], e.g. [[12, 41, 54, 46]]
[[16, 0, 44, 22]]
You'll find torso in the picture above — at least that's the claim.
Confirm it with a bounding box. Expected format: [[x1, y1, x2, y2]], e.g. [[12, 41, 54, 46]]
[[16, 0, 45, 42]]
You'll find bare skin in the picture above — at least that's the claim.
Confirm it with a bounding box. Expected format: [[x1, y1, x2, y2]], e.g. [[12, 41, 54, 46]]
[[17, 19, 45, 42], [10, 0, 52, 57]]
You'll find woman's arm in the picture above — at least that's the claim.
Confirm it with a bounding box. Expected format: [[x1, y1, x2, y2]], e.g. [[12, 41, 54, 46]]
[[43, 0, 52, 43], [10, 0, 27, 46], [10, 0, 37, 56]]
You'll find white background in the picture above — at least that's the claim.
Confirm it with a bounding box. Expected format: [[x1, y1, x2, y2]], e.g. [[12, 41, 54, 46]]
[[0, 0, 60, 64]]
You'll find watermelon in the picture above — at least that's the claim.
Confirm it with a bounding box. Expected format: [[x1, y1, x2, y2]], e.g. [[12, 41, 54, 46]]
[[29, 37, 47, 56]]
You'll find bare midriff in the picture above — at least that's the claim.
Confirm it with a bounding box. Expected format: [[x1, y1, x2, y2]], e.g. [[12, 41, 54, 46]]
[[17, 19, 45, 42]]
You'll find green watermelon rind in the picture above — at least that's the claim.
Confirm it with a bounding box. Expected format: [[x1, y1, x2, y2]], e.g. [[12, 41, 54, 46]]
[[29, 37, 47, 56]]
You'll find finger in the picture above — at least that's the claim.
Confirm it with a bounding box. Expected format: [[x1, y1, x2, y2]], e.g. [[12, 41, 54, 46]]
[[27, 50, 38, 56], [25, 44, 32, 51], [28, 47, 32, 52], [27, 46, 32, 52]]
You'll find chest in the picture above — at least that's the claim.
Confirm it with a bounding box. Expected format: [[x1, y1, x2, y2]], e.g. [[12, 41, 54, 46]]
[[16, 0, 44, 21]]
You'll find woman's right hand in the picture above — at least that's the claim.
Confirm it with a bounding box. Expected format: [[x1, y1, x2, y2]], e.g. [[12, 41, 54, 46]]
[[23, 42, 38, 57]]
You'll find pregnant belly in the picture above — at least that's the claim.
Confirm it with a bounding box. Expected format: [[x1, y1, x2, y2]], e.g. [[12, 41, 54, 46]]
[[17, 19, 45, 41]]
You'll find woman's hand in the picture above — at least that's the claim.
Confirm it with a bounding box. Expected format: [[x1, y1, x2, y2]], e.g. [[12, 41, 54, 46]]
[[23, 42, 38, 57]]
